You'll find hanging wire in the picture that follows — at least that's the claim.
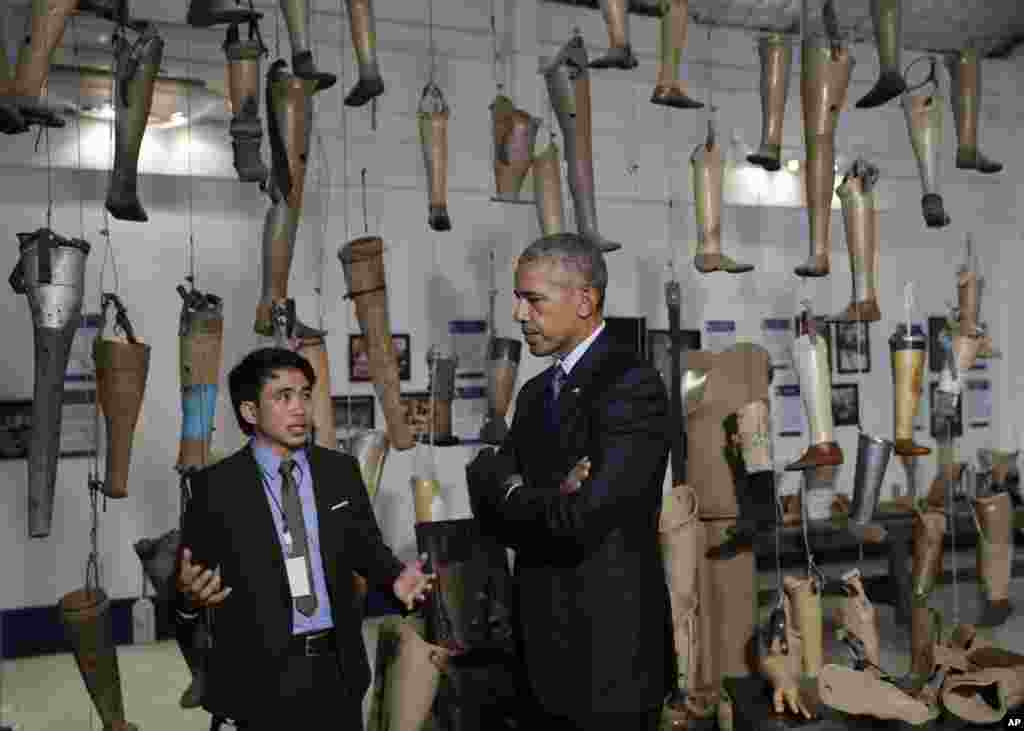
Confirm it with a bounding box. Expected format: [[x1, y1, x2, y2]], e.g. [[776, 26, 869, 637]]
[[71, 15, 85, 241], [274, 7, 281, 60], [426, 0, 437, 84], [948, 418, 960, 627], [186, 38, 196, 285], [44, 126, 53, 229], [361, 167, 369, 233], [490, 0, 503, 93]]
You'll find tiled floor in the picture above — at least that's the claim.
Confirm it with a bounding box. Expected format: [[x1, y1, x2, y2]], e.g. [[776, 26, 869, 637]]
[[2, 549, 1022, 731]]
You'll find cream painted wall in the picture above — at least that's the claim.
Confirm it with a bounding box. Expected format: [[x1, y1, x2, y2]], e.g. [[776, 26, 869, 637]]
[[0, 0, 1023, 610]]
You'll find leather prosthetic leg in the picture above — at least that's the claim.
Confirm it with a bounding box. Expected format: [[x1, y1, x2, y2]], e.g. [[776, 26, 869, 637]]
[[343, 0, 384, 107], [890, 324, 930, 456], [855, 0, 907, 108], [9, 228, 89, 538], [223, 22, 268, 184], [418, 82, 451, 232], [176, 285, 223, 471], [338, 236, 415, 450], [479, 338, 521, 444], [758, 593, 811, 718], [748, 33, 790, 170], [836, 569, 881, 671], [848, 432, 893, 543], [187, 0, 261, 28], [651, 0, 703, 109], [542, 34, 621, 252], [945, 48, 1002, 173], [975, 491, 1013, 627], [783, 575, 824, 713], [795, 35, 853, 277], [339, 428, 389, 500], [105, 23, 164, 222], [589, 0, 637, 70], [786, 326, 842, 470], [902, 78, 950, 227], [490, 95, 540, 204], [386, 621, 451, 731], [278, 0, 337, 90], [59, 588, 139, 731], [690, 119, 753, 274], [910, 506, 945, 681], [819, 664, 936, 724], [940, 645, 1024, 724], [532, 141, 565, 236], [95, 331, 151, 499], [834, 159, 882, 322]]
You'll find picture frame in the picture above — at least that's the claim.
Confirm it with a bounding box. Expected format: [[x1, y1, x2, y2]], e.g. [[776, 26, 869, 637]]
[[349, 333, 411, 383], [332, 394, 375, 443], [0, 392, 98, 460], [928, 316, 948, 373], [834, 321, 871, 375], [930, 381, 963, 439], [831, 383, 860, 428], [647, 329, 702, 392]]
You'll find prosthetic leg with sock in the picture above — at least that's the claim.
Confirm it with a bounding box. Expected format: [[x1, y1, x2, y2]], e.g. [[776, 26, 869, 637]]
[[748, 33, 790, 170], [223, 21, 268, 184], [690, 118, 753, 274], [890, 323, 930, 457], [105, 23, 163, 222], [787, 316, 842, 470], [278, 0, 336, 90], [589, 0, 637, 70], [418, 82, 451, 232], [855, 0, 907, 108], [902, 68, 950, 227], [343, 0, 384, 107], [975, 491, 1014, 627], [490, 94, 540, 205], [833, 159, 882, 322], [945, 48, 1002, 174], [651, 0, 703, 109]]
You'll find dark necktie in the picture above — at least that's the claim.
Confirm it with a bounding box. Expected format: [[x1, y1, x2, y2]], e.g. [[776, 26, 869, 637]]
[[546, 362, 566, 425], [280, 458, 317, 616]]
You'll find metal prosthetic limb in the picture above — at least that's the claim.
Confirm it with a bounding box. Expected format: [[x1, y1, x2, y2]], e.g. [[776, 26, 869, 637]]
[[105, 23, 163, 222], [223, 22, 268, 184], [848, 432, 892, 543], [187, 0, 261, 28], [338, 237, 415, 451], [834, 159, 882, 322], [796, 31, 852, 277], [59, 588, 139, 731], [532, 141, 565, 236], [786, 313, 842, 471], [748, 33, 790, 170], [343, 0, 383, 107], [176, 285, 223, 471], [95, 294, 150, 499], [418, 82, 451, 232], [975, 491, 1014, 627], [890, 324, 930, 457], [855, 0, 907, 108], [541, 34, 621, 252], [490, 94, 540, 204], [278, 0, 337, 90], [386, 621, 450, 731], [9, 228, 89, 538], [651, 0, 703, 109], [945, 48, 1002, 173], [902, 62, 950, 227], [479, 338, 521, 444], [690, 118, 753, 274], [589, 0, 637, 70]]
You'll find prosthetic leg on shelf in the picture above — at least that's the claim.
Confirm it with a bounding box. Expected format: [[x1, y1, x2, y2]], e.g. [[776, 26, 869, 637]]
[[589, 0, 637, 70], [833, 159, 882, 322], [945, 48, 1002, 174], [890, 324, 930, 457], [277, 0, 336, 90], [418, 82, 451, 232], [855, 0, 907, 108], [902, 66, 951, 227], [490, 94, 540, 204], [651, 0, 703, 109], [748, 33, 790, 170], [223, 21, 269, 184], [343, 0, 384, 107]]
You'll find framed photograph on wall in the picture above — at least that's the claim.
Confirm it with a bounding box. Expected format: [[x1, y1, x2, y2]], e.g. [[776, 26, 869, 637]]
[[349, 333, 411, 383], [835, 321, 871, 375], [831, 383, 860, 428], [930, 381, 963, 439], [647, 329, 701, 392], [332, 394, 375, 443], [928, 316, 948, 373]]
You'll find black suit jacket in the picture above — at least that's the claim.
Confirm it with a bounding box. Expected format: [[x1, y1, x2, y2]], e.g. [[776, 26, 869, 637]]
[[174, 444, 404, 722], [471, 327, 673, 716]]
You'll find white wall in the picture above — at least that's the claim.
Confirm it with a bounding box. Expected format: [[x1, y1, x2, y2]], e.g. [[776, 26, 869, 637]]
[[1, 0, 1023, 610]]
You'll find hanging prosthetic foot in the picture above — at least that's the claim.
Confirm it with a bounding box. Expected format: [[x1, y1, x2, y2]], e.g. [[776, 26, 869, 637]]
[[278, 0, 336, 90], [187, 0, 261, 28], [902, 60, 950, 227], [343, 0, 384, 106], [890, 324, 930, 457], [855, 0, 907, 108], [589, 0, 638, 70], [417, 81, 451, 231], [748, 33, 790, 170], [651, 0, 703, 108], [946, 48, 1002, 174], [691, 118, 753, 274], [223, 21, 268, 184], [833, 159, 882, 322], [105, 23, 163, 222]]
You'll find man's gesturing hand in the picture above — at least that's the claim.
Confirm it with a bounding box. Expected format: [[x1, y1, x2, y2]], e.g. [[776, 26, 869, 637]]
[[177, 547, 232, 610]]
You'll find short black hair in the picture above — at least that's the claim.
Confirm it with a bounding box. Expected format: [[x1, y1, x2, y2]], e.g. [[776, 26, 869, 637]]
[[519, 233, 608, 311], [228, 348, 316, 435]]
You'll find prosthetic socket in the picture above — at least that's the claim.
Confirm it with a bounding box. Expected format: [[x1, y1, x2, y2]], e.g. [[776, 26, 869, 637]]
[[945, 48, 1002, 174], [796, 33, 853, 277], [479, 338, 521, 444], [975, 491, 1014, 627], [855, 0, 907, 109], [176, 285, 223, 471], [9, 227, 89, 538], [902, 73, 951, 228], [425, 349, 458, 446], [651, 0, 703, 109], [532, 141, 565, 236], [589, 0, 637, 70], [418, 82, 452, 232], [690, 118, 753, 274], [490, 94, 540, 205], [890, 324, 930, 456], [105, 23, 164, 222], [748, 33, 790, 170], [834, 159, 882, 322], [343, 0, 384, 107], [542, 34, 621, 252], [223, 22, 269, 184]]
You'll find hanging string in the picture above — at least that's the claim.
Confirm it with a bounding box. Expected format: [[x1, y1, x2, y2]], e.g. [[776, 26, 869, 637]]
[[44, 126, 53, 230], [361, 167, 369, 234], [427, 0, 437, 84], [314, 130, 329, 330], [336, 0, 350, 242], [490, 0, 503, 93], [71, 15, 85, 241], [186, 38, 196, 285], [948, 418, 960, 627], [274, 8, 281, 60]]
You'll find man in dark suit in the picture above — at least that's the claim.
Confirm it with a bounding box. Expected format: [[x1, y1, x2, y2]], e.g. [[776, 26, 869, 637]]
[[467, 233, 673, 731], [174, 347, 433, 730]]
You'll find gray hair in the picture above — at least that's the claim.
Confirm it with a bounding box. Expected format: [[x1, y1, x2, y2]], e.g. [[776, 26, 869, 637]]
[[519, 233, 608, 308]]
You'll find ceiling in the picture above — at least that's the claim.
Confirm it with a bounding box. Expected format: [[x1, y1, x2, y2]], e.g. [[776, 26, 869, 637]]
[[552, 0, 1024, 58]]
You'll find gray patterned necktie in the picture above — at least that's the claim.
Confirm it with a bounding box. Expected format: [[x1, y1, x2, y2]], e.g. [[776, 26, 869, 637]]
[[280, 458, 317, 616]]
